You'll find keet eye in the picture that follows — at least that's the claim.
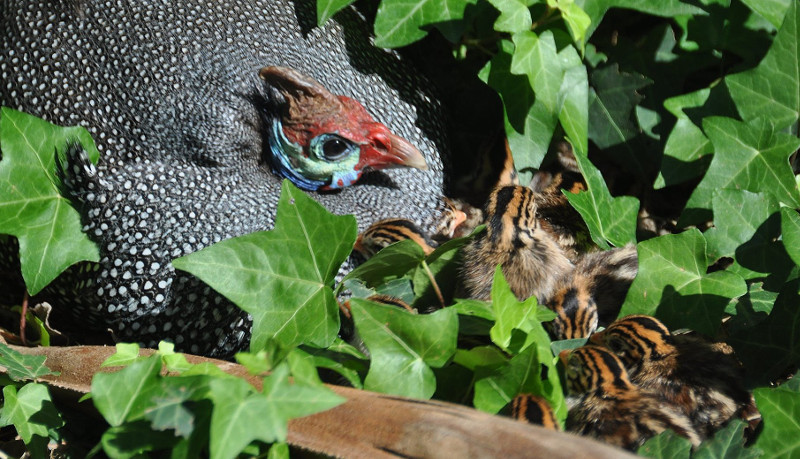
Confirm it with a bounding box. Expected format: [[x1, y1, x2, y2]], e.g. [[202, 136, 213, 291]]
[[311, 134, 356, 161]]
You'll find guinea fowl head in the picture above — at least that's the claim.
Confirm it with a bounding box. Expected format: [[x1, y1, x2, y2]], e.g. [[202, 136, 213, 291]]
[[590, 314, 676, 373], [259, 66, 428, 191]]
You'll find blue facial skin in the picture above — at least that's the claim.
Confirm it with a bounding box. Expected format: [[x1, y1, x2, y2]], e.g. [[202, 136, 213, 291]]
[[268, 121, 361, 191]]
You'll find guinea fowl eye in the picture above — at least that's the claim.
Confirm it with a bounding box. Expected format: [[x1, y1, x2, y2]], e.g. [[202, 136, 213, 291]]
[[311, 134, 355, 161]]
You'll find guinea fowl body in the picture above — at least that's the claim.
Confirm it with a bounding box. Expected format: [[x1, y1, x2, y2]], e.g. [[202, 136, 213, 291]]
[[561, 345, 701, 450], [590, 315, 760, 439], [0, 1, 449, 357], [545, 245, 638, 340], [460, 185, 573, 302]]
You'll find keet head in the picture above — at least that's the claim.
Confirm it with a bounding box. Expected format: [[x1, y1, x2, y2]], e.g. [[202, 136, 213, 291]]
[[260, 66, 427, 191], [589, 314, 674, 372]]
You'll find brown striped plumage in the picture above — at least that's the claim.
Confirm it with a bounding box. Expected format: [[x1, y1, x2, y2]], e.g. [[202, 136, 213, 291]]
[[544, 245, 638, 340], [354, 218, 438, 257], [560, 345, 701, 450], [590, 315, 760, 439], [511, 394, 560, 430], [459, 185, 573, 302]]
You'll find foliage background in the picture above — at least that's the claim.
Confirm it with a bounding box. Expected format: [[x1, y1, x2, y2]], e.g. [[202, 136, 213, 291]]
[[1, 0, 800, 457]]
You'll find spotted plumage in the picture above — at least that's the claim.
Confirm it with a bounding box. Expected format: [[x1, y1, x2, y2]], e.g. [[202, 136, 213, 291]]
[[561, 345, 701, 450], [590, 315, 760, 439], [544, 245, 638, 340], [459, 185, 573, 302], [0, 0, 450, 357]]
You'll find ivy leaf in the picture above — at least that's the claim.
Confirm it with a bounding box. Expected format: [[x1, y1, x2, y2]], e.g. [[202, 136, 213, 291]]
[[655, 89, 714, 189], [693, 420, 762, 459], [565, 152, 639, 249], [619, 229, 747, 336], [473, 268, 566, 422], [208, 366, 343, 459], [487, 0, 532, 33], [577, 0, 707, 40], [548, 0, 591, 48], [342, 239, 425, 289], [316, 0, 356, 25], [480, 39, 553, 175], [373, 0, 478, 48], [101, 342, 145, 368], [0, 342, 59, 381], [587, 64, 653, 177], [781, 207, 800, 267], [350, 298, 457, 399], [726, 0, 799, 131], [558, 44, 589, 157], [173, 180, 356, 351], [730, 278, 800, 386], [0, 107, 100, 295], [100, 421, 182, 459], [0, 383, 64, 457], [740, 0, 793, 29], [91, 355, 163, 426], [637, 430, 692, 459], [682, 116, 800, 226], [752, 384, 800, 457], [144, 383, 197, 438]]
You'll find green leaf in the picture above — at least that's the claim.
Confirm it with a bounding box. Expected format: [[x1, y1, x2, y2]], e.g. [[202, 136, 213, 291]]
[[741, 0, 793, 29], [488, 0, 532, 33], [726, 1, 799, 131], [317, 0, 356, 25], [655, 89, 714, 189], [350, 298, 457, 399], [637, 429, 692, 458], [693, 420, 762, 459], [565, 152, 639, 249], [587, 64, 653, 177], [619, 230, 747, 336], [0, 342, 59, 381], [144, 383, 197, 438], [752, 384, 800, 457], [489, 266, 541, 353], [100, 421, 181, 459], [373, 0, 478, 48], [101, 342, 144, 368], [91, 355, 162, 426], [576, 0, 707, 40], [268, 442, 290, 459], [342, 239, 426, 289], [473, 268, 565, 421], [683, 117, 800, 225], [549, 0, 591, 48], [730, 278, 800, 385], [480, 39, 554, 174], [781, 207, 800, 267], [0, 384, 63, 457], [0, 107, 100, 295], [173, 180, 356, 351], [558, 44, 590, 157]]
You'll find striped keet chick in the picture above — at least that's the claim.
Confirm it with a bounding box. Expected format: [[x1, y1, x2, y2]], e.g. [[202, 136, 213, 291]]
[[544, 245, 638, 340], [560, 345, 701, 450], [460, 185, 573, 302], [260, 66, 428, 191], [354, 218, 438, 258], [590, 315, 760, 438], [511, 394, 560, 430]]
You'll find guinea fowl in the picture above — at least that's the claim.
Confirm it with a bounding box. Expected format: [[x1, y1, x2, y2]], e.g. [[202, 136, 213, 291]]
[[590, 315, 761, 439], [510, 393, 560, 430], [0, 1, 451, 357], [459, 185, 573, 302], [544, 245, 638, 340], [560, 345, 701, 450]]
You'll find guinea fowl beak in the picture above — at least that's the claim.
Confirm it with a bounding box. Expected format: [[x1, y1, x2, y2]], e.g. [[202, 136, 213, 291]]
[[360, 126, 428, 172]]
